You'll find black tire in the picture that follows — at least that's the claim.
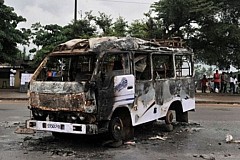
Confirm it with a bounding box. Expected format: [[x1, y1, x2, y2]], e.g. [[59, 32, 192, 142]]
[[165, 110, 174, 124], [109, 112, 134, 142]]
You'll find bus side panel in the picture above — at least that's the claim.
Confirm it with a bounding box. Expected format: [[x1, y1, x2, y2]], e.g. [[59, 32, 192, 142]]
[[176, 77, 195, 112], [131, 81, 158, 126]]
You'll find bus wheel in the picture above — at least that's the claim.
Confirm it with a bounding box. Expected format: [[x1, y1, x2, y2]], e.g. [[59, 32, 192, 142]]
[[165, 110, 174, 124], [109, 116, 123, 141], [109, 112, 134, 142]]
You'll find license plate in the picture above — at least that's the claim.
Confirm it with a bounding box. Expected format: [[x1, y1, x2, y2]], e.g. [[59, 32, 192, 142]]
[[47, 123, 61, 129]]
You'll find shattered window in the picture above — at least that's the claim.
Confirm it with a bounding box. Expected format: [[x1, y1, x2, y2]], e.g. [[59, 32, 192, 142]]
[[36, 55, 96, 81], [134, 53, 151, 80], [175, 55, 193, 77], [152, 54, 174, 79]]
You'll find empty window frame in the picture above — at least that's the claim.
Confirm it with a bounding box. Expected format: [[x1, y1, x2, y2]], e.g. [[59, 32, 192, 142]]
[[100, 52, 130, 76], [152, 54, 174, 79], [175, 54, 193, 77], [134, 53, 151, 80], [36, 55, 96, 81]]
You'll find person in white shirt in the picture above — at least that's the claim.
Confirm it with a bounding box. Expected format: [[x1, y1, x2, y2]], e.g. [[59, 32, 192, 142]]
[[233, 75, 238, 94], [229, 72, 234, 93]]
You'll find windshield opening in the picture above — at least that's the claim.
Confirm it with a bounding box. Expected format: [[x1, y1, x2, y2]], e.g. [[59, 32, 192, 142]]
[[35, 55, 96, 82]]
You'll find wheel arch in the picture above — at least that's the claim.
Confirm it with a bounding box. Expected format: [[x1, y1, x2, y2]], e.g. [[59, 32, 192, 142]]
[[169, 100, 188, 123], [169, 100, 183, 112], [108, 106, 134, 141], [111, 106, 132, 119]]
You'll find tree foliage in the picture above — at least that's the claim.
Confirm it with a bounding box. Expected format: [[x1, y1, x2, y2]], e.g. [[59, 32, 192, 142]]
[[93, 12, 113, 35], [111, 16, 128, 37], [30, 12, 96, 67], [151, 0, 217, 39], [0, 1, 29, 64], [151, 0, 240, 68]]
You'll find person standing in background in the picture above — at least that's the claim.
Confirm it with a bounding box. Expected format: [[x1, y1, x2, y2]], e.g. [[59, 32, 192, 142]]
[[9, 69, 16, 88], [234, 75, 238, 94], [201, 75, 208, 93], [229, 72, 234, 94], [220, 72, 227, 93], [213, 70, 220, 93]]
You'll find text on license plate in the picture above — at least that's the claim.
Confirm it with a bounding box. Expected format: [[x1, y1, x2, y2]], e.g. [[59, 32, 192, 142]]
[[47, 124, 61, 129], [42, 123, 63, 129]]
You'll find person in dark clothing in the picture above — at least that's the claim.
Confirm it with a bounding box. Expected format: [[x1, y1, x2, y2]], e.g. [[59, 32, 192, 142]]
[[220, 72, 227, 93], [201, 75, 208, 93]]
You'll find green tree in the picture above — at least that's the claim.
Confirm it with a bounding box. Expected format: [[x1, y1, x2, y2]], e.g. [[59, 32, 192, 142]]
[[151, 0, 217, 39], [128, 11, 163, 39], [31, 23, 65, 47], [152, 0, 240, 68], [64, 12, 96, 39], [30, 12, 96, 67], [0, 1, 29, 64], [111, 16, 128, 37], [190, 0, 240, 67], [128, 20, 147, 38], [93, 12, 113, 36]]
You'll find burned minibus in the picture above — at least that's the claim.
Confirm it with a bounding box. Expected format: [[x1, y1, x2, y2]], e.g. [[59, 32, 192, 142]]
[[26, 37, 195, 142]]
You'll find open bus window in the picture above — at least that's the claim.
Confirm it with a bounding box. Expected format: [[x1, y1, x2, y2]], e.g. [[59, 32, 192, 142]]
[[99, 52, 130, 88], [100, 52, 130, 75], [35, 55, 96, 82], [134, 54, 151, 80], [152, 54, 174, 79], [175, 55, 193, 77]]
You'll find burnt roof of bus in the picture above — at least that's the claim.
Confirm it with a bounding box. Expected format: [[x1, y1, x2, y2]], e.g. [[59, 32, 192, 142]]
[[50, 37, 193, 56]]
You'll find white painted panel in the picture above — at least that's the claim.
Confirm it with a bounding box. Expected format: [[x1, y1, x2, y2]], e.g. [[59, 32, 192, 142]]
[[114, 74, 135, 97]]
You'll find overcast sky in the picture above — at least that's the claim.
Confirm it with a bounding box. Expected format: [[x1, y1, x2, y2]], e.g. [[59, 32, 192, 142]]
[[5, 0, 158, 29]]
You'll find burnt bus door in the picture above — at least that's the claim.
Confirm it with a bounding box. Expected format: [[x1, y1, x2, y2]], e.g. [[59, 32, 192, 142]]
[[96, 52, 134, 120]]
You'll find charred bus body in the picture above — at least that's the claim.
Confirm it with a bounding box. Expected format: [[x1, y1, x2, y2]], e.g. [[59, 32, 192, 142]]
[[26, 37, 195, 142]]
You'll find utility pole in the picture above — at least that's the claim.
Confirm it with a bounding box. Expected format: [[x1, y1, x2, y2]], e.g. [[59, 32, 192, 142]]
[[74, 0, 77, 22]]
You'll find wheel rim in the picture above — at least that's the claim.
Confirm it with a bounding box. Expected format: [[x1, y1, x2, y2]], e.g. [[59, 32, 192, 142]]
[[165, 110, 174, 124], [111, 117, 123, 141]]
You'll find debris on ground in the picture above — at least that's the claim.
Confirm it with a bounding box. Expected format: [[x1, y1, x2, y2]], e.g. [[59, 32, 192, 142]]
[[193, 154, 215, 160], [224, 154, 231, 157], [15, 127, 35, 134], [1, 121, 21, 128], [102, 140, 123, 148], [149, 135, 167, 141], [184, 127, 204, 133], [225, 134, 240, 143], [123, 141, 136, 146], [23, 136, 33, 141], [51, 149, 76, 157]]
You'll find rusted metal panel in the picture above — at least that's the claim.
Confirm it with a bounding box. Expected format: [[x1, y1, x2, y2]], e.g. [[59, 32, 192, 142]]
[[30, 81, 84, 93], [30, 92, 85, 111], [29, 81, 96, 113]]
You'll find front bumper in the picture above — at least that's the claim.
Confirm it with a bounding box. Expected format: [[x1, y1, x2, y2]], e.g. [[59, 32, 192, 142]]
[[26, 120, 98, 135]]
